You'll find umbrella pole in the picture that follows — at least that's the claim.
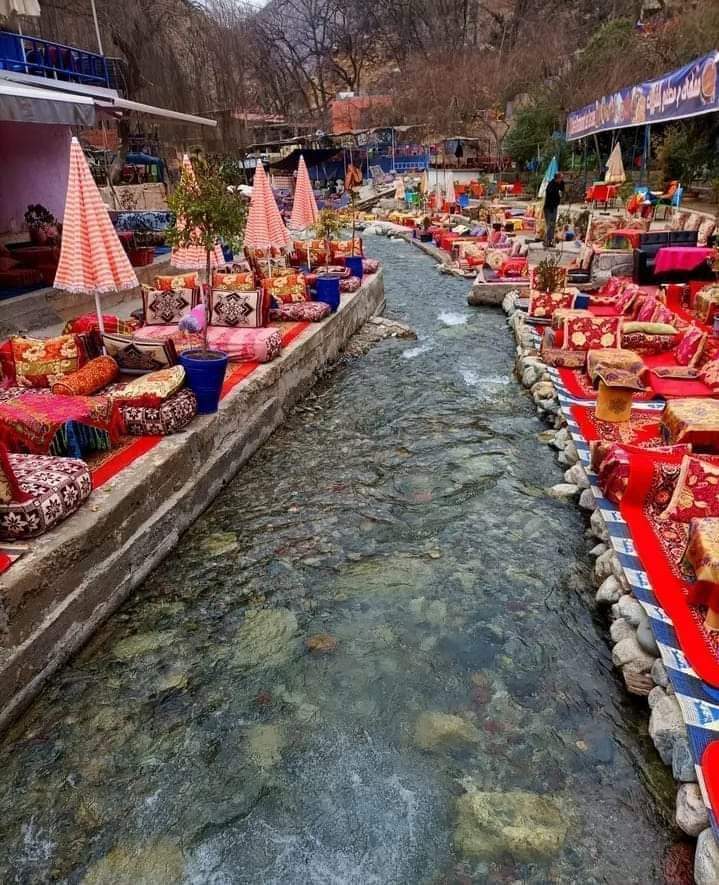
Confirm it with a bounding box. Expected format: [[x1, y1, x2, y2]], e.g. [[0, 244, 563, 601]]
[[94, 292, 106, 336]]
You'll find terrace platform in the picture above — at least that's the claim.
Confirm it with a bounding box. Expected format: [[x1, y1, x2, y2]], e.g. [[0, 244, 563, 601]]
[[0, 271, 385, 732]]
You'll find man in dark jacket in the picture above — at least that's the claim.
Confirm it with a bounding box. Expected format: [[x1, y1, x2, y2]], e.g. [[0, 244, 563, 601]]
[[543, 172, 564, 247]]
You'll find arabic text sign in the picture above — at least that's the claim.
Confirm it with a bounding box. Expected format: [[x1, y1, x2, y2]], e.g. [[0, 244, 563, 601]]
[[566, 51, 719, 140]]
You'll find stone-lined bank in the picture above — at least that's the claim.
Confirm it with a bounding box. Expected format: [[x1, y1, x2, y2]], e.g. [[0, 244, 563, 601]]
[[502, 290, 719, 884]]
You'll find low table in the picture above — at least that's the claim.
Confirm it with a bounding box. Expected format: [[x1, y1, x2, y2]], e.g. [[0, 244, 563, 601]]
[[654, 246, 714, 276], [661, 398, 719, 448]]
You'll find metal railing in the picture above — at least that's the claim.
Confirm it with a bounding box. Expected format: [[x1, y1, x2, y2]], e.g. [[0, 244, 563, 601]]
[[0, 30, 110, 88]]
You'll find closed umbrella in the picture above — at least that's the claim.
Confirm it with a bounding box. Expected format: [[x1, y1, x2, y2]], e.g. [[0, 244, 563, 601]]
[[171, 154, 226, 272], [604, 142, 626, 184], [54, 137, 138, 334], [245, 161, 292, 276], [289, 154, 318, 269], [538, 155, 558, 199], [445, 175, 456, 207]]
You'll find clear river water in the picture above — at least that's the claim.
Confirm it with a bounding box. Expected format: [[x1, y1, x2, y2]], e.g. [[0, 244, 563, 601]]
[[0, 236, 681, 884]]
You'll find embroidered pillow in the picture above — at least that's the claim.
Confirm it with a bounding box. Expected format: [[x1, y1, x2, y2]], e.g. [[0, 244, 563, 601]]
[[142, 285, 197, 326], [661, 456, 719, 522], [675, 325, 707, 367], [153, 273, 199, 292], [636, 297, 658, 323], [330, 238, 363, 258], [212, 271, 254, 291], [615, 286, 639, 314], [698, 217, 717, 245], [563, 315, 621, 352], [528, 289, 575, 319], [51, 356, 119, 396], [262, 274, 308, 305], [102, 333, 177, 375], [702, 360, 719, 391], [62, 313, 141, 336], [110, 366, 185, 405], [11, 334, 80, 388], [622, 322, 678, 335], [208, 289, 269, 328]]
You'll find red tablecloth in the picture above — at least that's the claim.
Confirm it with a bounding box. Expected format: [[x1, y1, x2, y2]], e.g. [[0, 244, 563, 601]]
[[605, 228, 642, 250], [586, 184, 618, 203], [654, 246, 714, 275]]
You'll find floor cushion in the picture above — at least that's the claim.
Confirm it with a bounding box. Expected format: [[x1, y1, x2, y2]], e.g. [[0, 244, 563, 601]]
[[119, 388, 197, 436], [269, 302, 331, 322], [0, 453, 91, 539], [62, 314, 141, 336], [137, 325, 283, 363]]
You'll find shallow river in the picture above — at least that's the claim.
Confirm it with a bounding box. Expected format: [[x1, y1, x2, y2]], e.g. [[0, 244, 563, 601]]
[[1, 237, 680, 884]]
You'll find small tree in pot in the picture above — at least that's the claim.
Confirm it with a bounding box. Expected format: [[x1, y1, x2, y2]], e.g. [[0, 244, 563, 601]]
[[166, 158, 247, 413], [312, 208, 344, 273]]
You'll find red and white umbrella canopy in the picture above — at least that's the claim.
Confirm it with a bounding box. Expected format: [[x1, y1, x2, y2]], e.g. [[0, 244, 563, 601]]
[[289, 155, 319, 232], [245, 161, 292, 251], [171, 153, 226, 270], [54, 137, 138, 297]]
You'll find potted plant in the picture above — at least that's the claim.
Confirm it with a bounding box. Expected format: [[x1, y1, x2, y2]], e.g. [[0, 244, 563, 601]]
[[344, 190, 363, 279], [25, 204, 60, 245], [126, 230, 156, 266], [167, 158, 247, 414], [533, 255, 565, 293], [312, 208, 345, 311]]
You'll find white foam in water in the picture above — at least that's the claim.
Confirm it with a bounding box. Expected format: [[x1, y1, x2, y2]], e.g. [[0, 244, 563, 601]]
[[460, 371, 509, 387], [437, 311, 468, 326], [401, 342, 432, 360]]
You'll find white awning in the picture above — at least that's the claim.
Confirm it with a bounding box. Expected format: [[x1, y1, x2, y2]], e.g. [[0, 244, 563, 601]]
[[98, 97, 217, 128], [0, 79, 95, 125]]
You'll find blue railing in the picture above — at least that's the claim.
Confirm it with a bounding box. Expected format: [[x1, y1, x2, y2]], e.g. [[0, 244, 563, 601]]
[[0, 31, 109, 88]]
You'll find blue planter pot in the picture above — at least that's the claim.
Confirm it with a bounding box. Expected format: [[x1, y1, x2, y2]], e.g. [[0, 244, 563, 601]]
[[179, 349, 229, 415], [315, 274, 341, 312], [345, 255, 363, 280], [573, 293, 590, 310]]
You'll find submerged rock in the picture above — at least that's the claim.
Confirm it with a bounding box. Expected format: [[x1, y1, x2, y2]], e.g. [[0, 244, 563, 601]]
[[81, 840, 184, 884], [305, 633, 338, 654], [454, 789, 568, 861], [246, 723, 286, 769], [201, 531, 239, 556], [233, 608, 299, 668], [546, 483, 579, 500], [110, 631, 175, 660], [414, 712, 480, 750]]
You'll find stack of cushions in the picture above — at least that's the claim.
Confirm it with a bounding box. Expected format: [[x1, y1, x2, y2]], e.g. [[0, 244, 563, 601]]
[[142, 274, 199, 326], [0, 444, 92, 540], [106, 366, 197, 436], [6, 333, 103, 388]]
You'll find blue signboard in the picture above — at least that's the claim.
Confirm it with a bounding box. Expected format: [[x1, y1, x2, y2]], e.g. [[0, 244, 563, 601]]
[[566, 51, 719, 140]]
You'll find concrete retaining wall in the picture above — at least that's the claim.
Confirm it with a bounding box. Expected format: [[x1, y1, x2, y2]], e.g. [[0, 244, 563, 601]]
[[0, 272, 385, 731]]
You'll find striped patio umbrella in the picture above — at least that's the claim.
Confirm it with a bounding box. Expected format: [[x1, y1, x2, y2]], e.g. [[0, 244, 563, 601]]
[[289, 155, 319, 268], [171, 154, 226, 272], [445, 174, 456, 207], [54, 137, 138, 334], [245, 161, 292, 252]]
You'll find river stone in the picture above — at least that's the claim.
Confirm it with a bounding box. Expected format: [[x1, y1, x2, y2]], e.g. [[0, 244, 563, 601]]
[[616, 595, 644, 627], [547, 483, 579, 500], [521, 366, 542, 388], [610, 617, 635, 644], [695, 828, 719, 884], [594, 548, 616, 581], [305, 633, 338, 654], [111, 630, 175, 661], [578, 488, 596, 511], [676, 784, 708, 837], [651, 658, 670, 688], [648, 686, 667, 709], [246, 723, 286, 769], [611, 635, 655, 672], [637, 618, 659, 656], [672, 736, 698, 783], [563, 440, 579, 465], [531, 381, 555, 402], [589, 510, 610, 542], [622, 665, 654, 696], [234, 608, 299, 667], [563, 464, 589, 490], [590, 542, 608, 558], [454, 790, 568, 861], [649, 694, 685, 765], [81, 840, 184, 884], [552, 427, 570, 450], [596, 575, 622, 605], [414, 712, 480, 750]]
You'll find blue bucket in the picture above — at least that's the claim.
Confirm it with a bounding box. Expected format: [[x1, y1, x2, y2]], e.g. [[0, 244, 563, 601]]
[[345, 255, 363, 280], [573, 292, 590, 310], [315, 274, 341, 312], [179, 349, 229, 414]]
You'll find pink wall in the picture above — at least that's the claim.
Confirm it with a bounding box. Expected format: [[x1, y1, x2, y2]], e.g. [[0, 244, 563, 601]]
[[0, 122, 71, 234]]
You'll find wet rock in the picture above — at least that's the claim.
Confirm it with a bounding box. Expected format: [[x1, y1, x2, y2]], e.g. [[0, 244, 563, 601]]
[[552, 427, 569, 450], [695, 828, 719, 885], [676, 784, 709, 838], [596, 575, 622, 605], [636, 618, 659, 656], [649, 694, 685, 765], [564, 463, 590, 490], [547, 483, 579, 500], [454, 789, 568, 861], [590, 542, 608, 557], [579, 488, 597, 511], [594, 548, 616, 581], [111, 630, 175, 660], [616, 595, 644, 627], [255, 690, 272, 706], [81, 840, 184, 884], [531, 381, 555, 402], [622, 667, 654, 696], [347, 316, 417, 355], [233, 608, 299, 668], [414, 712, 480, 750], [246, 723, 285, 769], [304, 633, 338, 654], [648, 685, 667, 709], [589, 510, 609, 542], [672, 736, 698, 783], [651, 658, 670, 688], [612, 635, 655, 672], [563, 441, 580, 465], [610, 617, 635, 644], [201, 531, 238, 556]]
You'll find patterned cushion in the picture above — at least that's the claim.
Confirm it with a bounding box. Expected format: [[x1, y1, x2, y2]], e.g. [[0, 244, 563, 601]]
[[137, 325, 283, 363], [661, 456, 719, 522], [528, 289, 575, 319], [109, 366, 186, 405], [675, 326, 707, 367], [652, 304, 675, 326], [12, 335, 80, 388], [701, 360, 719, 391], [62, 314, 141, 336], [269, 302, 331, 322], [622, 322, 678, 335], [362, 258, 380, 274], [684, 212, 702, 232], [552, 308, 591, 330], [330, 238, 363, 258], [262, 274, 308, 305], [636, 297, 658, 323], [698, 217, 717, 246], [104, 333, 177, 375], [586, 349, 645, 385], [0, 444, 26, 504], [119, 388, 197, 436], [142, 285, 198, 325], [153, 273, 199, 291], [212, 271, 255, 291], [661, 399, 719, 447], [0, 453, 91, 540], [340, 276, 361, 293], [51, 356, 119, 396], [621, 330, 677, 354], [563, 315, 621, 352], [208, 288, 269, 328]]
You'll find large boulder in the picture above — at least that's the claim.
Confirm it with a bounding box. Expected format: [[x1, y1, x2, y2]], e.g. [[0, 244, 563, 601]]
[[695, 828, 719, 885], [414, 712, 480, 750]]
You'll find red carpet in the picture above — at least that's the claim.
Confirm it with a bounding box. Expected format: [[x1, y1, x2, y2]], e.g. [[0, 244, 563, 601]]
[[570, 403, 662, 447]]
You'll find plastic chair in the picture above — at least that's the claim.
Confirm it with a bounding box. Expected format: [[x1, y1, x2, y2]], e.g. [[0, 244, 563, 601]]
[[458, 194, 470, 210]]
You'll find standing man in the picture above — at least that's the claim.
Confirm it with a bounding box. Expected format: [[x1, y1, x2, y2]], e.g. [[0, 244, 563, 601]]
[[543, 172, 564, 248]]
